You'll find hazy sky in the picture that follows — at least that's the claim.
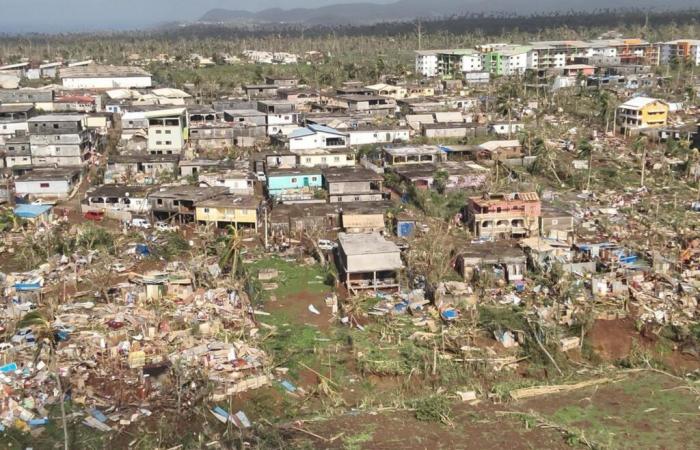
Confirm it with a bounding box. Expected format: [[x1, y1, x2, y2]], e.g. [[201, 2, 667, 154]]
[[0, 0, 393, 33]]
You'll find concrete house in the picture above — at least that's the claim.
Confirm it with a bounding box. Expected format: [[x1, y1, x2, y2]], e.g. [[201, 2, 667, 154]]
[[266, 168, 323, 202], [0, 89, 54, 110], [195, 195, 260, 229], [198, 169, 255, 196], [145, 108, 187, 155], [264, 76, 299, 87], [390, 162, 489, 191], [326, 95, 397, 117], [323, 167, 384, 203], [456, 241, 527, 283], [337, 232, 403, 294], [0, 105, 33, 141], [2, 136, 32, 168], [346, 126, 410, 146], [15, 167, 82, 201], [288, 124, 348, 151], [258, 100, 300, 136], [83, 185, 153, 217], [106, 154, 179, 182], [383, 145, 445, 166], [243, 84, 278, 99], [465, 192, 541, 240], [148, 186, 229, 221], [28, 114, 92, 167], [294, 148, 356, 168], [617, 97, 669, 134]]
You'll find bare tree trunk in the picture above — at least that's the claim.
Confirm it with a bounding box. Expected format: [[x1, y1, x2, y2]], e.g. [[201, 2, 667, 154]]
[[55, 368, 69, 450], [586, 152, 593, 191], [641, 147, 647, 188]]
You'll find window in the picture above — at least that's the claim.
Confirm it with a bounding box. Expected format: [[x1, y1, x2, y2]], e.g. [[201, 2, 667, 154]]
[[157, 199, 163, 205], [156, 130, 162, 134], [311, 176, 317, 181], [291, 177, 297, 183], [165, 130, 171, 134], [165, 141, 172, 145], [156, 141, 162, 145], [204, 208, 210, 213], [53, 124, 59, 129], [305, 158, 311, 163], [40, 183, 50, 188]]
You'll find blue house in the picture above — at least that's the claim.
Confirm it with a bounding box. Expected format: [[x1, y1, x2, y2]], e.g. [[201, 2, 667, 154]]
[[266, 168, 323, 201]]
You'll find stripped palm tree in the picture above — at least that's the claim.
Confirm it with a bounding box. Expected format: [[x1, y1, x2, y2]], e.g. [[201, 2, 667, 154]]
[[18, 310, 69, 450], [577, 139, 594, 191], [218, 226, 242, 279]]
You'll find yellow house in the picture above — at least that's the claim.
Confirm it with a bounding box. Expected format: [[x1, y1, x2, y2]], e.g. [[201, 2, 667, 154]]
[[617, 96, 669, 134], [195, 195, 259, 229], [365, 83, 407, 99], [406, 85, 435, 98]]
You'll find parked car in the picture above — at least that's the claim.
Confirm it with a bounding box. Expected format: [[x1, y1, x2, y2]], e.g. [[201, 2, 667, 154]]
[[130, 218, 151, 229], [317, 239, 337, 251], [155, 221, 177, 232], [84, 211, 104, 222], [256, 171, 267, 182]]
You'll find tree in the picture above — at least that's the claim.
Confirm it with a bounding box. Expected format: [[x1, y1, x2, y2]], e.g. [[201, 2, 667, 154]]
[[632, 135, 648, 188], [433, 169, 449, 194], [18, 311, 69, 450], [577, 138, 594, 191]]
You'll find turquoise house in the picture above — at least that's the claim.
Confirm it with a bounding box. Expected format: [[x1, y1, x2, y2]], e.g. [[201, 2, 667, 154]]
[[266, 168, 323, 200]]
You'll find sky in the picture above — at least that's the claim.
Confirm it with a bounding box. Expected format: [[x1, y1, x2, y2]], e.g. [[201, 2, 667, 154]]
[[0, 0, 393, 33]]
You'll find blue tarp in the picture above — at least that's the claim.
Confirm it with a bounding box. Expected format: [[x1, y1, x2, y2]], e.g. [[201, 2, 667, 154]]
[[135, 244, 150, 256], [0, 363, 17, 373], [13, 204, 52, 219]]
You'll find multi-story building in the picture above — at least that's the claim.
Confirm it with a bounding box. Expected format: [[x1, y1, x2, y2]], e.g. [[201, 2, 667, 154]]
[[465, 192, 541, 240], [145, 108, 187, 155], [415, 49, 483, 78], [483, 46, 530, 75], [28, 114, 92, 167], [617, 97, 669, 134], [661, 40, 700, 66]]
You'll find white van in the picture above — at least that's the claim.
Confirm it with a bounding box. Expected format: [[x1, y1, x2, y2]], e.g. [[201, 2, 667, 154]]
[[131, 218, 151, 229]]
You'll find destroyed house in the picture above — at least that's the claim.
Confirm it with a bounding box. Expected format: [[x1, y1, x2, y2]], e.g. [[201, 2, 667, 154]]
[[107, 154, 179, 180], [0, 89, 53, 105], [264, 76, 299, 87], [455, 241, 527, 283], [223, 109, 267, 127], [178, 159, 235, 177], [389, 162, 489, 191], [540, 205, 575, 241], [195, 194, 260, 229], [148, 186, 229, 221], [337, 232, 403, 294], [269, 203, 340, 240], [465, 192, 541, 240], [322, 167, 384, 203]]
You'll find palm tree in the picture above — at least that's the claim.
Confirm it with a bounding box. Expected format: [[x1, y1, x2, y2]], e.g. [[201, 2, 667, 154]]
[[218, 226, 242, 279], [18, 311, 69, 450], [577, 138, 594, 191]]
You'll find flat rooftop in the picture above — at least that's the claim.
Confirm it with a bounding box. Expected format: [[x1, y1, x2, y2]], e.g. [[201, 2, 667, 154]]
[[16, 167, 81, 182], [338, 232, 401, 256], [60, 65, 151, 79]]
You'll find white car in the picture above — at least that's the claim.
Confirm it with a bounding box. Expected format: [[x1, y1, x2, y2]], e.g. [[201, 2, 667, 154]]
[[317, 239, 337, 251], [155, 221, 177, 232], [131, 218, 151, 229]]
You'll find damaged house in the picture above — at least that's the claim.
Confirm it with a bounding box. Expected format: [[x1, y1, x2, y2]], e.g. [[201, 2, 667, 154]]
[[337, 232, 403, 294], [455, 241, 527, 284], [323, 166, 385, 203]]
